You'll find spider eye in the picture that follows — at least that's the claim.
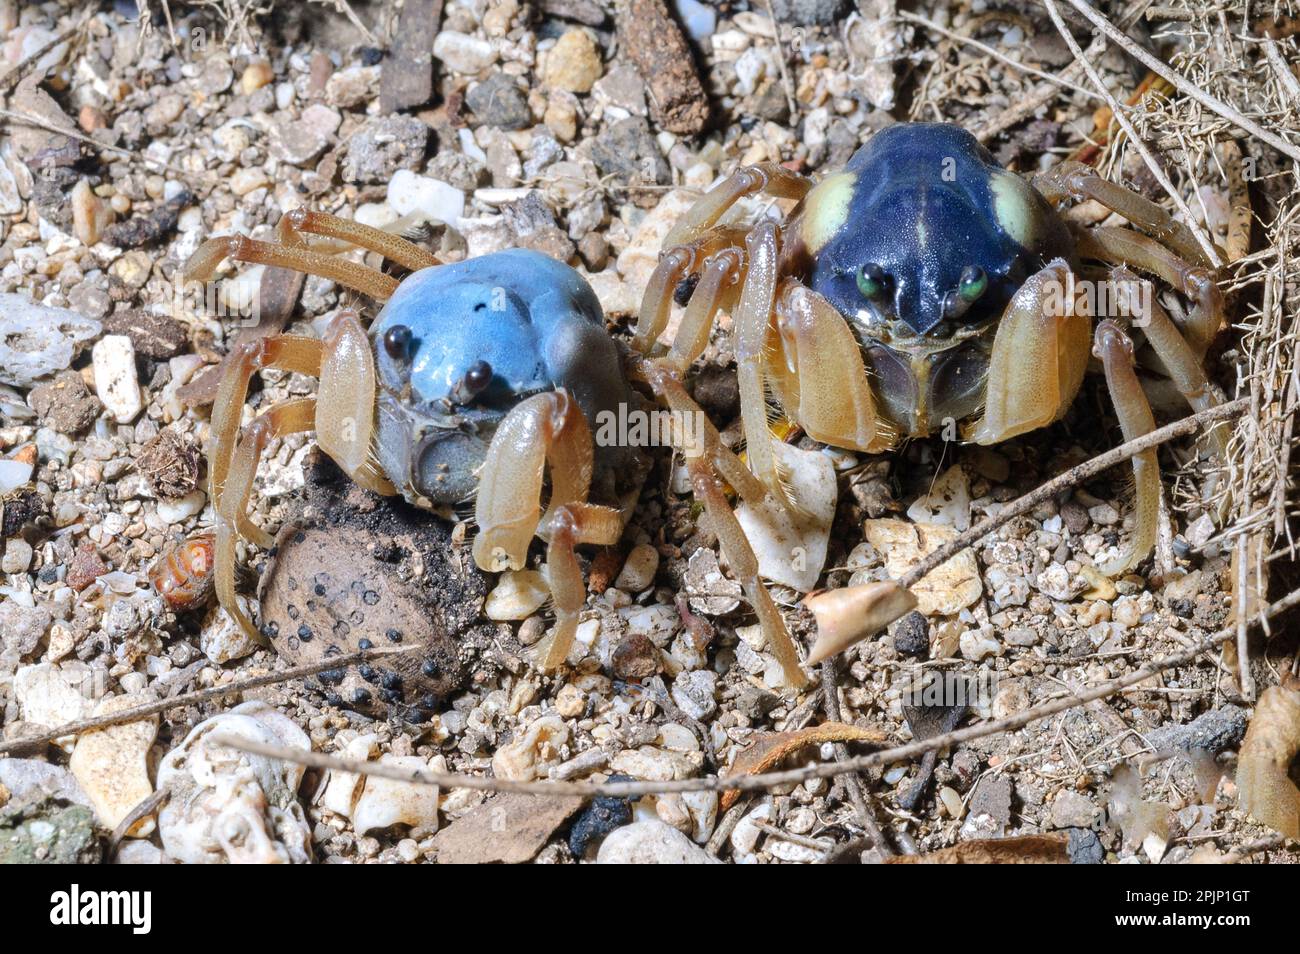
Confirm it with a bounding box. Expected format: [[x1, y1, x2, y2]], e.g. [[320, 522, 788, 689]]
[[958, 265, 988, 303], [856, 262, 886, 300]]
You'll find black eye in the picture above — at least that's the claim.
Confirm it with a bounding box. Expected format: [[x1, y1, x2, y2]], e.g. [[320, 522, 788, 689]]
[[383, 324, 412, 360], [453, 360, 493, 404], [856, 262, 887, 300]]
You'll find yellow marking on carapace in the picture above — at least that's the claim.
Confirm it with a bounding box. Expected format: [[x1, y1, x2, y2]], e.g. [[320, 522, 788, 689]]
[[990, 172, 1041, 247], [799, 172, 857, 254]]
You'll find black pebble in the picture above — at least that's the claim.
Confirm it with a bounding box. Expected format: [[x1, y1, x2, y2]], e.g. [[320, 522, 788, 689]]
[[568, 784, 633, 859], [892, 611, 930, 659]]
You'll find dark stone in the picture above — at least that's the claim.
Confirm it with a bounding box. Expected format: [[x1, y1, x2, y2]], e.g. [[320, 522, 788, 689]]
[[568, 784, 633, 858], [466, 73, 533, 130], [891, 611, 930, 659], [103, 309, 188, 360], [586, 117, 670, 187], [968, 774, 1014, 829], [380, 0, 443, 114], [612, 632, 660, 680], [1066, 827, 1105, 864]]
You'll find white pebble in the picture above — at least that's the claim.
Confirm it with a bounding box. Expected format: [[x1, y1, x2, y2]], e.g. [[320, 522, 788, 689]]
[[156, 490, 207, 523], [485, 569, 550, 620], [92, 335, 143, 424], [386, 169, 466, 225], [614, 543, 659, 592]]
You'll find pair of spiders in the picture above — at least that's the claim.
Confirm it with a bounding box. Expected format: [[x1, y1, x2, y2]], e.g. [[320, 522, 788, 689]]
[[187, 123, 1228, 693]]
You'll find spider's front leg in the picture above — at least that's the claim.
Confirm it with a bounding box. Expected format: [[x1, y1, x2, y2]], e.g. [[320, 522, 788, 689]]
[[471, 391, 622, 671]]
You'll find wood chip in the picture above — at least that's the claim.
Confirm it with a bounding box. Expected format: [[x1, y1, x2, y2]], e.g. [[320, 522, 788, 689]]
[[615, 0, 710, 136], [720, 721, 886, 811], [884, 833, 1070, 864], [429, 792, 586, 863], [380, 0, 444, 114]]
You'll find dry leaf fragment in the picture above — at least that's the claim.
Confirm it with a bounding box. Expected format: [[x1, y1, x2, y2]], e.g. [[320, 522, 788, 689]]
[[1237, 676, 1300, 840], [884, 833, 1070, 864], [428, 792, 585, 864], [720, 721, 887, 811], [805, 581, 918, 665]]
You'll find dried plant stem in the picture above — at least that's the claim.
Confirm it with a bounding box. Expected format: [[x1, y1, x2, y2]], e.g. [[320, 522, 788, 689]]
[[1063, 0, 1300, 165], [209, 581, 1300, 799], [0, 645, 416, 756], [1043, 0, 1222, 266], [896, 397, 1247, 592], [899, 10, 1102, 103]]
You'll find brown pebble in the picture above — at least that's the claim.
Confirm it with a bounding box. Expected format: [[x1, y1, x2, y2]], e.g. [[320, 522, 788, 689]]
[[615, 0, 710, 135], [28, 370, 102, 435], [78, 105, 108, 132], [67, 542, 109, 592], [612, 632, 660, 680]]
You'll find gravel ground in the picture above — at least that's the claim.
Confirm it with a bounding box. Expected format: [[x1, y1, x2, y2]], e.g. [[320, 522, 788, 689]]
[[0, 0, 1296, 865]]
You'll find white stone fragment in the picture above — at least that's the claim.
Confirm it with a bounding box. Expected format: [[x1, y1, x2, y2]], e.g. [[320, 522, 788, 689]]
[[92, 335, 143, 424], [736, 443, 838, 592]]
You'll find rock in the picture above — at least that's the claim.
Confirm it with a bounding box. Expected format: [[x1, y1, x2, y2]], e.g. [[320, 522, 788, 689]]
[[157, 701, 312, 864], [1144, 705, 1248, 755], [0, 294, 101, 388], [342, 115, 430, 185], [967, 774, 1013, 832], [685, 548, 742, 615], [612, 632, 660, 680], [907, 464, 972, 531], [14, 662, 96, 751], [485, 569, 550, 620], [616, 0, 711, 135], [28, 370, 101, 434], [0, 600, 51, 657], [229, 167, 269, 196], [610, 745, 700, 780], [614, 543, 660, 592], [769, 0, 847, 24], [102, 309, 187, 360], [593, 64, 648, 116], [0, 759, 91, 807], [0, 456, 34, 495], [569, 792, 633, 858], [596, 820, 721, 863], [491, 715, 569, 781], [544, 28, 603, 93], [71, 179, 114, 246], [736, 442, 838, 591], [433, 31, 496, 74], [3, 538, 32, 573], [672, 0, 717, 39], [198, 605, 258, 664], [1066, 826, 1104, 864], [351, 755, 442, 835], [66, 542, 109, 592], [91, 335, 143, 424], [68, 694, 158, 836], [860, 519, 983, 616], [587, 116, 670, 187], [325, 65, 381, 108], [670, 669, 717, 720], [892, 611, 930, 658], [467, 72, 533, 129], [269, 115, 330, 167], [386, 168, 465, 223], [0, 798, 99, 864], [240, 60, 274, 95], [1050, 790, 1100, 830]]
